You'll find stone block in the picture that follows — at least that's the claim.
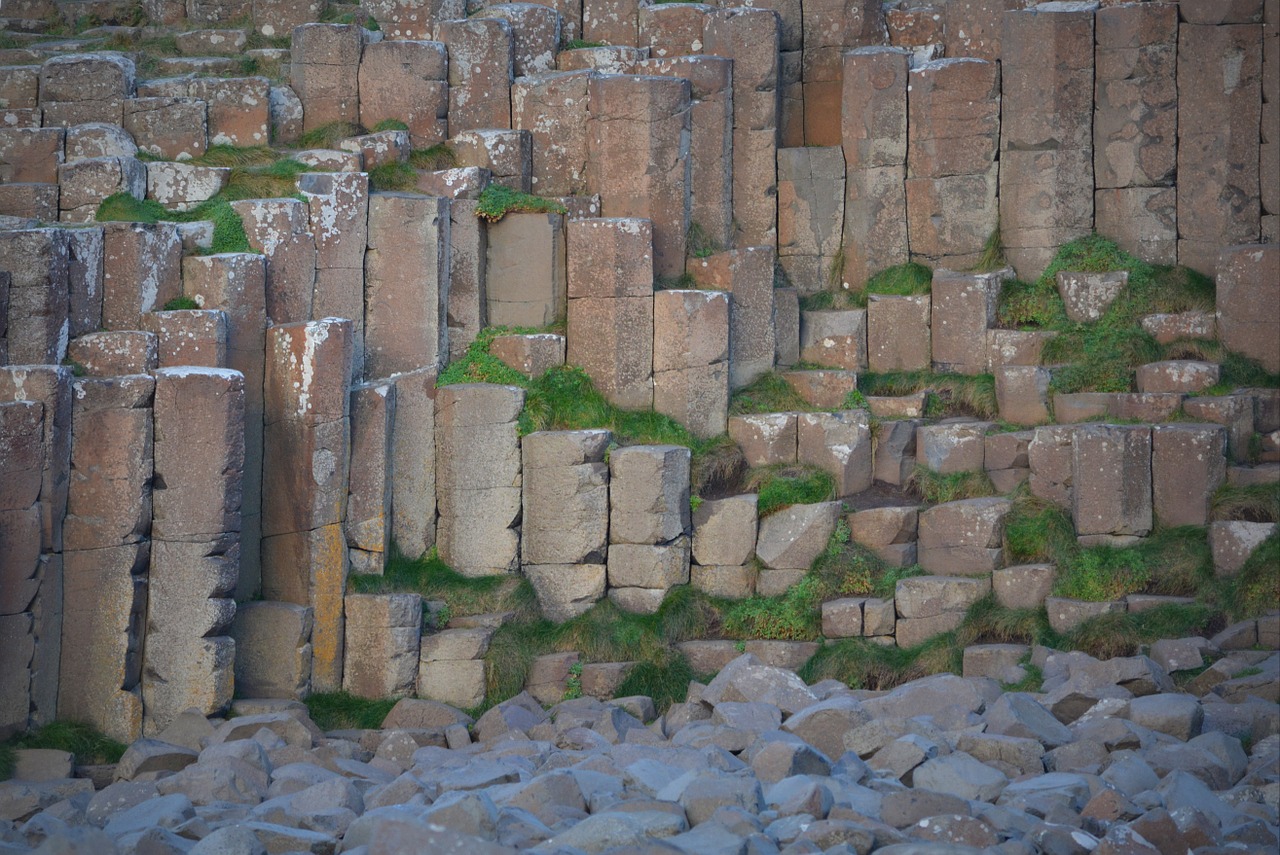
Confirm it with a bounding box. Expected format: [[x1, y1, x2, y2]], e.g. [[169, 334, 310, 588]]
[[582, 0, 643, 44], [347, 382, 395, 575], [229, 198, 316, 327], [297, 170, 370, 305], [690, 564, 754, 600], [896, 575, 990, 619], [797, 410, 873, 496], [141, 310, 228, 369], [774, 287, 800, 367], [692, 494, 758, 567], [0, 229, 71, 363], [102, 221, 182, 332], [799, 309, 867, 371], [445, 198, 487, 362], [1135, 361, 1219, 394], [1045, 597, 1125, 635], [64, 123, 135, 162], [146, 162, 229, 211], [841, 164, 909, 290], [908, 57, 1000, 178], [906, 169, 1000, 269], [59, 542, 148, 743], [475, 3, 562, 77], [488, 333, 564, 378], [40, 52, 134, 111], [512, 70, 592, 196], [779, 369, 856, 410], [1177, 25, 1263, 274], [587, 74, 690, 277], [0, 613, 33, 738], [918, 497, 1010, 576], [918, 420, 992, 474], [610, 444, 690, 545], [654, 290, 730, 438], [418, 658, 486, 709], [984, 431, 1032, 472], [776, 147, 845, 292], [421, 627, 493, 662], [849, 506, 917, 550], [1217, 244, 1280, 374], [567, 217, 653, 299], [729, 413, 797, 467], [290, 24, 365, 131], [365, 192, 449, 377], [343, 593, 422, 699], [0, 127, 64, 184], [123, 98, 207, 161], [1094, 186, 1178, 266], [436, 18, 514, 133], [872, 418, 920, 487], [1072, 424, 1153, 538], [567, 295, 653, 410], [895, 613, 964, 648], [840, 47, 908, 172], [822, 598, 863, 638], [0, 366, 72, 554], [1209, 520, 1277, 577], [63, 331, 153, 379], [996, 366, 1052, 426], [57, 156, 146, 223], [1056, 270, 1127, 323], [435, 384, 524, 576], [488, 210, 566, 326], [0, 183, 58, 221], [862, 597, 895, 637], [522, 430, 610, 566], [755, 501, 840, 570], [451, 129, 531, 192], [1140, 312, 1217, 345], [230, 600, 312, 700], [685, 248, 776, 389], [1028, 425, 1075, 508], [930, 268, 1002, 374], [385, 369, 436, 561], [362, 0, 462, 39], [182, 76, 268, 149], [339, 130, 411, 171], [558, 44, 648, 73], [993, 564, 1056, 611], [1183, 395, 1255, 463], [525, 564, 606, 622], [608, 540, 690, 589], [867, 294, 930, 373], [358, 40, 448, 147]]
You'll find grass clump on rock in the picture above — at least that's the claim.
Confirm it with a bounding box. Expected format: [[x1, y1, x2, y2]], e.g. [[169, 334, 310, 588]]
[[474, 185, 567, 223], [745, 464, 835, 517], [907, 465, 998, 504], [305, 693, 399, 731], [0, 721, 126, 780], [859, 370, 998, 420], [96, 192, 252, 255]]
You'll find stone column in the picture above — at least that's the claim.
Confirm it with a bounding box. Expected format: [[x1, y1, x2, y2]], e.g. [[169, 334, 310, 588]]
[[777, 147, 845, 293], [298, 172, 370, 379], [1152, 424, 1226, 528], [66, 226, 104, 340], [688, 246, 776, 390], [342, 593, 422, 699], [0, 228, 70, 366], [365, 192, 450, 378], [840, 47, 910, 290], [513, 70, 593, 197], [447, 199, 488, 363], [230, 198, 317, 326], [1, 400, 45, 737], [363, 0, 463, 40], [1093, 2, 1178, 265], [802, 0, 886, 146], [906, 57, 1000, 270], [1177, 20, 1263, 275], [142, 367, 244, 734], [290, 24, 365, 131], [142, 309, 228, 369], [566, 218, 654, 409], [1071, 424, 1152, 544], [705, 7, 781, 248], [59, 374, 154, 743], [587, 74, 691, 279], [931, 269, 1004, 375], [653, 289, 730, 439], [182, 253, 267, 601], [262, 318, 354, 693], [391, 368, 438, 559], [486, 212, 566, 328], [607, 445, 691, 614], [522, 430, 611, 621], [435, 18, 515, 133], [101, 222, 183, 333], [435, 383, 524, 577], [999, 3, 1095, 280], [358, 40, 449, 148], [347, 381, 395, 576]]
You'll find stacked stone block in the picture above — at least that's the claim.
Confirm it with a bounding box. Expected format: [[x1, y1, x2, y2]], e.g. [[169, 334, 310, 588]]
[[486, 211, 565, 328], [38, 53, 135, 127], [142, 367, 244, 734], [1072, 423, 1152, 545], [0, 228, 71, 365], [512, 70, 593, 197], [840, 47, 909, 289], [230, 198, 317, 326], [358, 40, 449, 147], [522, 430, 611, 620], [59, 374, 155, 743], [390, 368, 439, 560], [347, 381, 395, 576], [566, 218, 655, 409], [587, 74, 691, 279], [1093, 2, 1178, 265], [688, 246, 775, 390], [690, 494, 758, 600], [102, 222, 183, 333], [436, 17, 515, 133], [435, 383, 524, 577], [261, 318, 354, 694], [290, 24, 365, 131], [999, 4, 1095, 279], [607, 445, 691, 614], [777, 147, 844, 293], [652, 289, 730, 439], [906, 57, 1000, 269], [342, 593, 422, 699], [298, 172, 370, 378]]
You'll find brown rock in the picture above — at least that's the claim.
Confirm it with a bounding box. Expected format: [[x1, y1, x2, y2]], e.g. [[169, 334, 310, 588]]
[[1072, 424, 1153, 538], [867, 294, 930, 372]]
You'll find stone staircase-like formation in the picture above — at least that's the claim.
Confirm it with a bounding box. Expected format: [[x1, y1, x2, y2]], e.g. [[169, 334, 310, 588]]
[[1, 0, 1278, 751]]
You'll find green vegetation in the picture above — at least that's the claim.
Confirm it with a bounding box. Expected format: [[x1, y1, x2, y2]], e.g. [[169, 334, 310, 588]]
[[371, 118, 409, 132], [163, 296, 200, 311], [971, 223, 1006, 273], [723, 576, 823, 640], [1053, 544, 1152, 602], [563, 39, 606, 50], [349, 548, 536, 617], [859, 371, 998, 419], [866, 262, 933, 297], [368, 162, 418, 191], [1003, 495, 1077, 564], [475, 185, 568, 223], [409, 144, 457, 171], [687, 222, 721, 260], [297, 121, 365, 150], [798, 289, 862, 312], [1, 721, 126, 779], [1224, 530, 1280, 620], [1211, 482, 1280, 523], [907, 466, 998, 504], [305, 692, 399, 731], [96, 193, 252, 255], [746, 464, 836, 516], [728, 372, 814, 415]]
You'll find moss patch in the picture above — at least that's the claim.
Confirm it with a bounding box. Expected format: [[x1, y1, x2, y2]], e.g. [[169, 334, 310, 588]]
[[96, 192, 252, 255], [475, 185, 567, 223]]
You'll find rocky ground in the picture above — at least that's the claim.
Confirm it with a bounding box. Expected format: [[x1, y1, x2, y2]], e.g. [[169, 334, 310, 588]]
[[2, 648, 1277, 855]]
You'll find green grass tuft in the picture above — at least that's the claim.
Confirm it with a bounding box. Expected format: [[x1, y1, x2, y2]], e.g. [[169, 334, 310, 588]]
[[297, 121, 365, 150], [189, 145, 279, 168], [409, 144, 457, 171], [305, 692, 399, 731], [563, 39, 607, 50], [371, 118, 409, 132], [349, 548, 537, 619], [1003, 493, 1077, 564], [475, 185, 567, 223], [368, 162, 418, 191], [95, 193, 252, 254], [865, 262, 933, 297], [956, 595, 1050, 647], [722, 576, 823, 641], [746, 464, 836, 516], [7, 721, 126, 767], [728, 371, 821, 415], [907, 466, 998, 504], [687, 221, 721, 259], [1053, 544, 1150, 602], [163, 296, 200, 311], [971, 223, 1006, 273], [859, 371, 998, 420], [798, 289, 862, 312], [1223, 530, 1280, 620], [1211, 482, 1280, 523]]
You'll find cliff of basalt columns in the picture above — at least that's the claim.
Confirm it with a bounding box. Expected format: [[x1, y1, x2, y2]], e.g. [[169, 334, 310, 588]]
[[0, 1, 1278, 852]]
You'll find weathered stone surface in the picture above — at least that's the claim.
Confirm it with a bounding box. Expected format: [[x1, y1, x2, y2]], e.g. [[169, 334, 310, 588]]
[[608, 540, 690, 590], [780, 369, 857, 410], [728, 413, 797, 467], [378, 372, 428, 559], [358, 40, 448, 147], [57, 155, 146, 223], [522, 430, 610, 566], [290, 24, 364, 131], [343, 593, 422, 700], [994, 564, 1056, 611], [867, 294, 930, 372], [653, 290, 730, 438], [873, 418, 921, 487], [1095, 186, 1177, 266], [1217, 244, 1280, 374], [0, 128, 64, 184], [228, 198, 315, 328], [1072, 424, 1153, 538], [799, 309, 866, 371], [229, 601, 312, 700], [490, 333, 564, 378], [918, 420, 991, 475], [610, 444, 690, 545], [512, 70, 591, 196], [897, 575, 991, 620], [146, 162, 228, 211], [436, 18, 515, 133], [419, 659, 487, 710], [1151, 424, 1226, 528], [1209, 520, 1277, 577], [436, 384, 524, 577], [123, 98, 206, 161], [931, 269, 1002, 374], [918, 497, 1010, 576], [755, 501, 840, 570], [692, 495, 758, 568], [524, 564, 607, 622], [1057, 270, 1127, 323], [1046, 596, 1126, 634], [587, 74, 690, 278], [996, 365, 1052, 426], [0, 228, 71, 365], [797, 410, 873, 496]]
